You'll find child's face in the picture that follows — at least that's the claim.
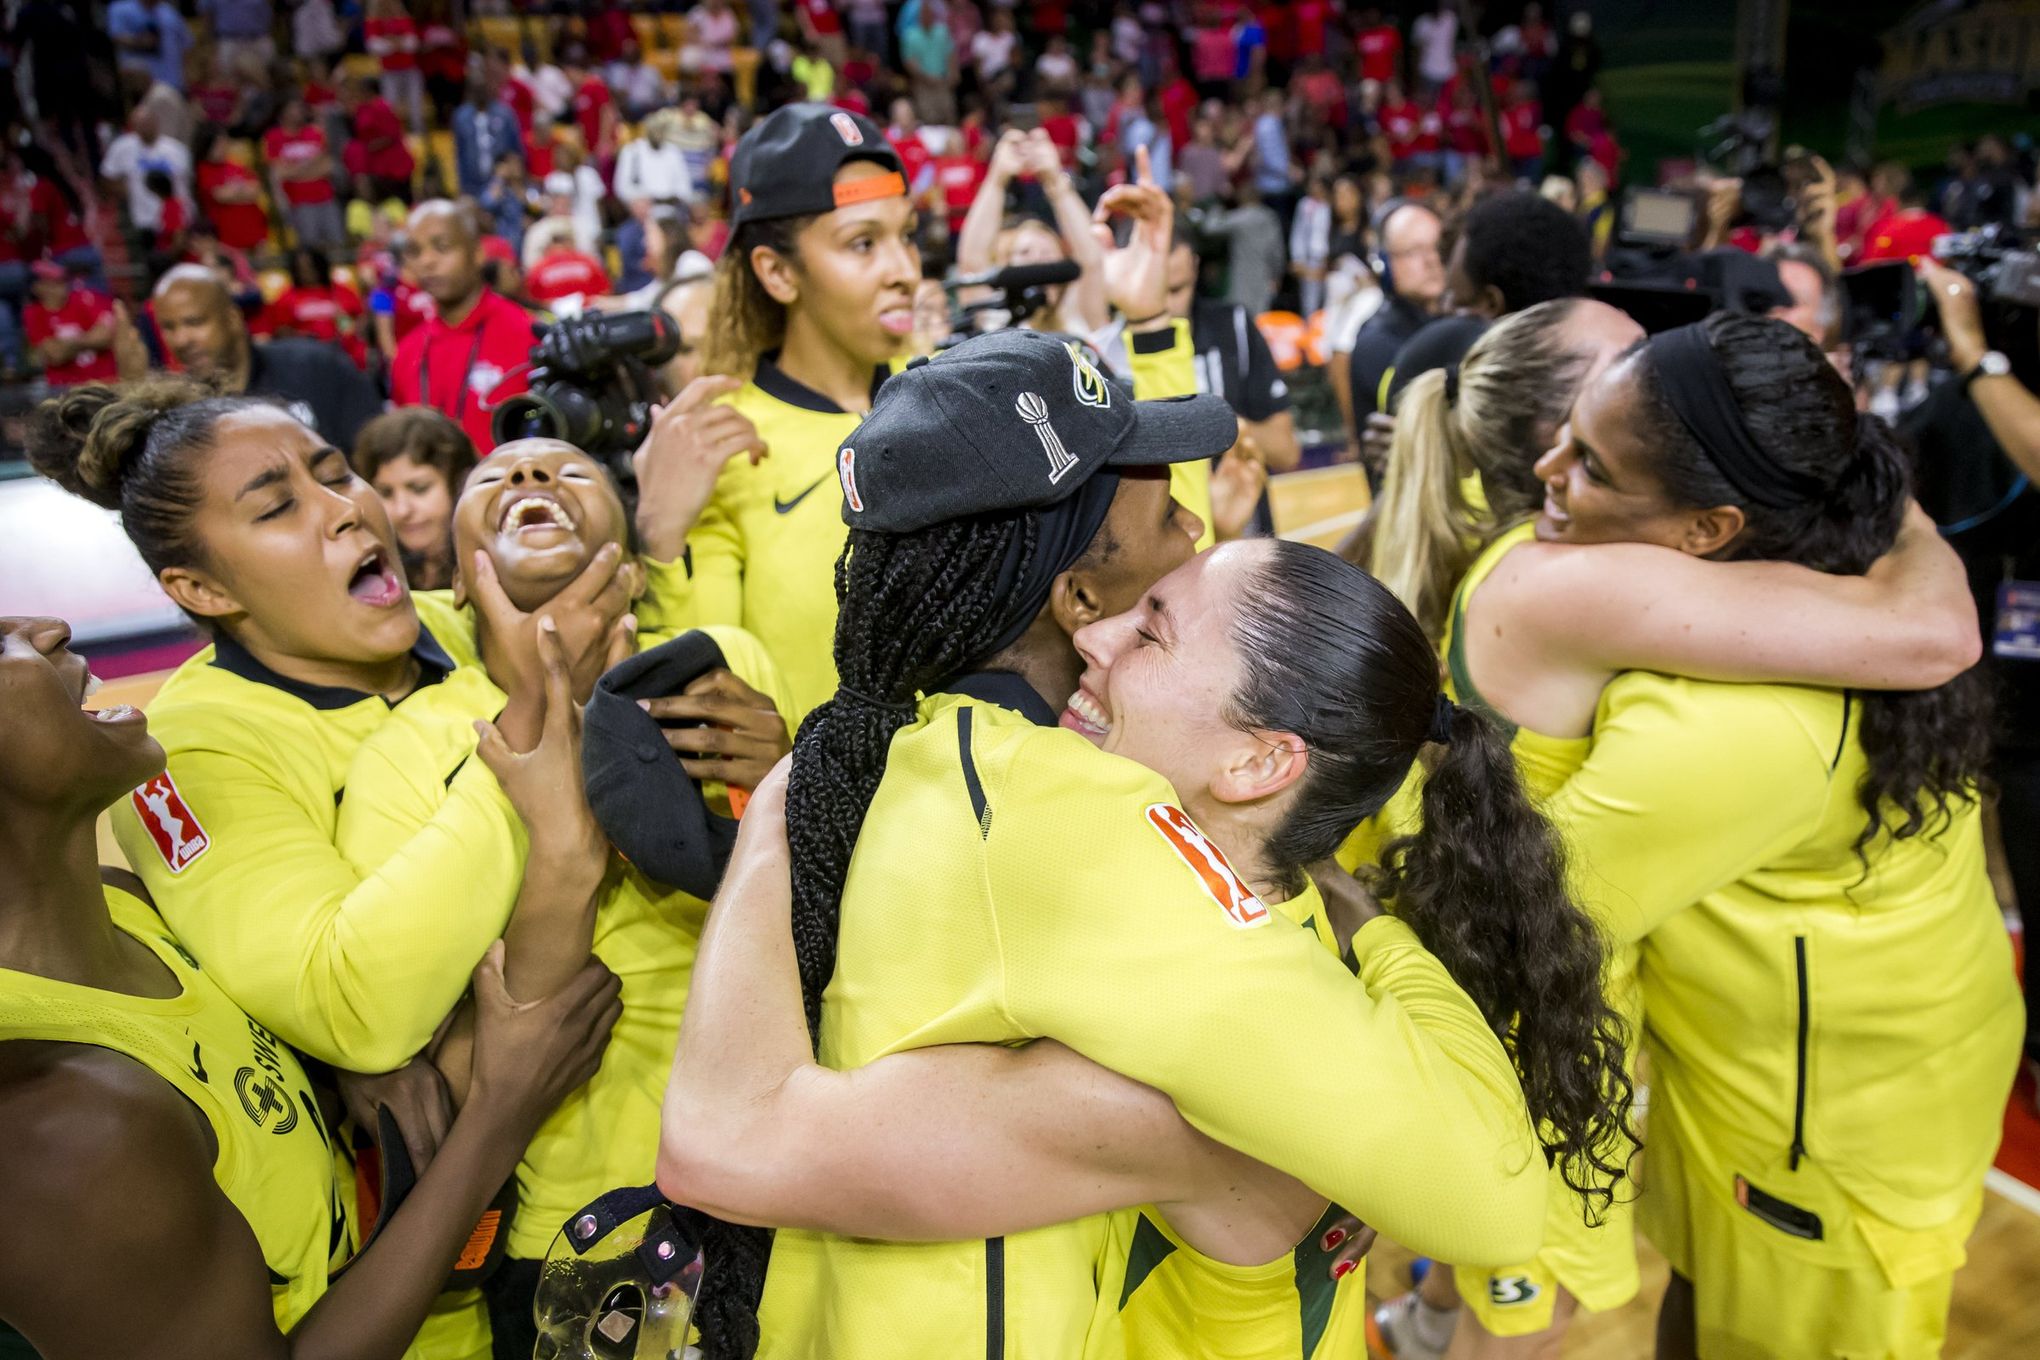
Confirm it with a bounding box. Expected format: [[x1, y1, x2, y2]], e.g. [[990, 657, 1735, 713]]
[[453, 440, 636, 612]]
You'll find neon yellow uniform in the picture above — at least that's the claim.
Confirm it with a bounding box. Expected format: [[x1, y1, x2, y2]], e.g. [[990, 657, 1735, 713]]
[[0, 885, 351, 1331], [1100, 889, 1473, 1358], [336, 623, 794, 1265], [757, 673, 1543, 1359], [657, 326, 1209, 723], [1441, 523, 1639, 1333], [111, 597, 514, 1360], [1549, 671, 2023, 1359], [112, 595, 523, 1076]]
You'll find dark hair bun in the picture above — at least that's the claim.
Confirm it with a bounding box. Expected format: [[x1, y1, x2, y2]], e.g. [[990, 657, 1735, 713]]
[[27, 378, 211, 510]]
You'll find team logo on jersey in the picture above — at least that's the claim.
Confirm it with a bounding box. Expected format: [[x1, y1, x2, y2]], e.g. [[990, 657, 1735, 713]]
[[1145, 804, 1268, 928], [234, 1066, 301, 1135], [830, 112, 865, 146], [838, 446, 864, 512], [1488, 1274, 1541, 1307], [1065, 342, 1111, 409], [132, 773, 209, 873], [1016, 392, 1080, 484]]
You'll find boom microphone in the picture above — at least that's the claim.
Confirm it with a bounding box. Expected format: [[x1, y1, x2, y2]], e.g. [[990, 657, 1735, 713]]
[[949, 259, 1084, 291]]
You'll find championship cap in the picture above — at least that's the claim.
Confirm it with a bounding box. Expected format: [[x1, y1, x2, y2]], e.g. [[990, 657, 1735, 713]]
[[728, 103, 905, 229], [835, 328, 1238, 534]]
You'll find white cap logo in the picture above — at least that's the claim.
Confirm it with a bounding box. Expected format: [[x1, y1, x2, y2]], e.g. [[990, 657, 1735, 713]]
[[838, 445, 864, 512], [830, 112, 865, 146], [1017, 392, 1080, 484]]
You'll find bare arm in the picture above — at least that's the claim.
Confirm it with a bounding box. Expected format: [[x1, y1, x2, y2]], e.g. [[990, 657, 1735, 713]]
[[1027, 133, 1108, 331], [1922, 256, 2040, 484], [955, 130, 1025, 276], [1492, 502, 1981, 691], [656, 766, 1310, 1256]]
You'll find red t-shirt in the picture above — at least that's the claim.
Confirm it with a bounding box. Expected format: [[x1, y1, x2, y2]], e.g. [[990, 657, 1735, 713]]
[[586, 8, 634, 63], [155, 196, 189, 250], [197, 160, 271, 251], [420, 23, 466, 84], [29, 179, 89, 257], [0, 177, 28, 263], [391, 280, 438, 344], [933, 153, 986, 215], [833, 88, 873, 118], [1564, 104, 1606, 147], [348, 98, 416, 184], [572, 77, 613, 155], [191, 82, 239, 127], [1292, 0, 1330, 58], [1861, 209, 1952, 265], [890, 130, 933, 193], [265, 126, 337, 206], [1444, 104, 1488, 156], [365, 16, 420, 73], [1502, 101, 1542, 159], [1258, 4, 1295, 62], [798, 0, 841, 36], [26, 288, 117, 386], [1041, 112, 1082, 169], [503, 76, 536, 136], [305, 81, 340, 119], [1356, 25, 1402, 85], [525, 251, 612, 304], [1192, 26, 1235, 81], [390, 288, 536, 453], [1586, 130, 1620, 180], [269, 283, 364, 343], [1296, 68, 1345, 128], [1379, 99, 1434, 159], [1159, 77, 1197, 152]]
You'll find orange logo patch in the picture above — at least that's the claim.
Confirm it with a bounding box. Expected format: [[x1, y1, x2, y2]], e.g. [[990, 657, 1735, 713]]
[[132, 773, 209, 873], [1145, 804, 1268, 928]]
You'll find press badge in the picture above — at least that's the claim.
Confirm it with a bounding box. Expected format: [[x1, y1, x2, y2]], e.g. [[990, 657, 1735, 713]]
[[1994, 581, 2040, 661]]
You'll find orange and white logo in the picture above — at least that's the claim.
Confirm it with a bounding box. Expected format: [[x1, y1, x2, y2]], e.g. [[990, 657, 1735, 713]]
[[1145, 803, 1268, 928], [838, 445, 864, 512], [132, 773, 210, 873], [830, 112, 865, 146]]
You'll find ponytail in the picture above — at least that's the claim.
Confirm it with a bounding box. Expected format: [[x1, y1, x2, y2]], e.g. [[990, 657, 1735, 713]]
[[1370, 704, 1636, 1219], [702, 214, 814, 380], [689, 514, 1041, 1359], [1368, 299, 1603, 642], [1228, 541, 1636, 1220], [1633, 313, 1992, 855], [1367, 367, 1478, 642]]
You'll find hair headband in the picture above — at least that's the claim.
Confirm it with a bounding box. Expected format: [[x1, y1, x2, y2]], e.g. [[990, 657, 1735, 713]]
[[1646, 324, 1830, 510]]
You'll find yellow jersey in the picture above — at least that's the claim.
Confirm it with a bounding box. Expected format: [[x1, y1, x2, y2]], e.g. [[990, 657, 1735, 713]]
[[335, 624, 795, 1263], [1552, 671, 2022, 1243], [756, 672, 1543, 1359], [656, 326, 1208, 724], [0, 885, 351, 1331], [111, 595, 526, 1076]]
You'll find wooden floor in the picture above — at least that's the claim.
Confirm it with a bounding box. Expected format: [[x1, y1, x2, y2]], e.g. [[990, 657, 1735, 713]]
[[1364, 1188, 2040, 1357]]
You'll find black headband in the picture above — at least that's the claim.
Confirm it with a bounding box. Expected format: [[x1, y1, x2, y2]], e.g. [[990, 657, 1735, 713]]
[[1647, 324, 1830, 510], [981, 470, 1123, 656]]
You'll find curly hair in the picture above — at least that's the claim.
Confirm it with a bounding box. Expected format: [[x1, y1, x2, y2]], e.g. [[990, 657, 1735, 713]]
[[701, 214, 815, 380], [1229, 541, 1636, 1222], [688, 512, 1041, 1359], [1631, 312, 1992, 853], [1455, 191, 1592, 314]]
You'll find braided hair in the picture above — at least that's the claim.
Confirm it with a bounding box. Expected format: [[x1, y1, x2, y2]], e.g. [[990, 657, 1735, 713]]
[[690, 512, 1040, 1359]]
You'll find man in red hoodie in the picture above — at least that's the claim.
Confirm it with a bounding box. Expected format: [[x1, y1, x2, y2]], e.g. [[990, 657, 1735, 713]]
[[390, 200, 536, 453]]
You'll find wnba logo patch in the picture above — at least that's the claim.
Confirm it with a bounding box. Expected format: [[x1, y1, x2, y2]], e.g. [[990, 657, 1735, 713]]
[[838, 446, 864, 511], [132, 773, 209, 873], [830, 112, 865, 145], [1145, 804, 1268, 928]]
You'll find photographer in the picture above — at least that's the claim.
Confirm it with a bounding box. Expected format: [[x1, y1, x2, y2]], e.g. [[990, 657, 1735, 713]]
[[1914, 251, 2040, 1084]]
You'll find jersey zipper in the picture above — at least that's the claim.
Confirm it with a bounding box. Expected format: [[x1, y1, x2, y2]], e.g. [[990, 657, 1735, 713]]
[[1790, 935, 1810, 1170], [985, 1236, 1006, 1360]]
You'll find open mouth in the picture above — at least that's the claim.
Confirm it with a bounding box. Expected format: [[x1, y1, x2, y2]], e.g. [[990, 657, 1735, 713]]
[[72, 662, 142, 725], [346, 546, 405, 608], [1059, 686, 1111, 741], [1541, 492, 1571, 525], [499, 493, 578, 536], [878, 307, 916, 337]]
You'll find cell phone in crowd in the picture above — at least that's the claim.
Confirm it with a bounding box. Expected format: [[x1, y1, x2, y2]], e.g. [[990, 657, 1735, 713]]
[[1008, 103, 1040, 132]]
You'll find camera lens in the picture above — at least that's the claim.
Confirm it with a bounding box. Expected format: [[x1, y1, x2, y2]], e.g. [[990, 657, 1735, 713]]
[[491, 394, 568, 444]]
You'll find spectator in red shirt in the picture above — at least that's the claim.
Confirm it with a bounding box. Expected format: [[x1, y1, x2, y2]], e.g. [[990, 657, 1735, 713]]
[[148, 172, 192, 271], [1501, 80, 1545, 182], [1294, 56, 1348, 133], [1354, 6, 1403, 86], [264, 97, 346, 251], [1378, 82, 1439, 175], [1443, 81, 1490, 181], [562, 46, 617, 168], [887, 98, 936, 200], [932, 137, 987, 218], [24, 261, 117, 387], [1563, 86, 1607, 160], [390, 200, 536, 453], [268, 245, 369, 368], [584, 0, 635, 65], [522, 220, 612, 305], [1293, 0, 1332, 61], [365, 0, 425, 131], [419, 15, 468, 127], [341, 77, 417, 204], [1039, 95, 1083, 171], [1157, 50, 1198, 153], [1859, 176, 1952, 265], [796, 0, 849, 69]]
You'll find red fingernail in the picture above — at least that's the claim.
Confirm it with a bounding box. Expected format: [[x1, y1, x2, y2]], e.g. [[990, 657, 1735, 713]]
[[1331, 1259, 1356, 1280], [1321, 1229, 1344, 1251]]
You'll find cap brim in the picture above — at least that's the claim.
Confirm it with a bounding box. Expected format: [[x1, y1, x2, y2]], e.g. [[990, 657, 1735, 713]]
[[1106, 392, 1239, 469]]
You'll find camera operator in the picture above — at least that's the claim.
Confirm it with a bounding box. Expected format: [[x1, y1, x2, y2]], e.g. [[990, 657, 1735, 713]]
[[1913, 251, 2040, 1083], [390, 199, 538, 453]]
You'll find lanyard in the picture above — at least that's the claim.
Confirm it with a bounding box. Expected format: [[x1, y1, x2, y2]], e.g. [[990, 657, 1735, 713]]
[[421, 323, 489, 424]]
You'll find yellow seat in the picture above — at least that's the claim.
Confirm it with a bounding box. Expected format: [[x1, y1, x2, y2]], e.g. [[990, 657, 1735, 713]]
[[477, 16, 523, 57], [659, 15, 690, 48], [732, 47, 761, 107], [632, 15, 663, 51], [340, 52, 381, 81]]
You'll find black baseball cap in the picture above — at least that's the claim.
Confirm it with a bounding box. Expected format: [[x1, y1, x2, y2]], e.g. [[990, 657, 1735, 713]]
[[581, 632, 741, 900], [836, 329, 1238, 533], [728, 103, 905, 230]]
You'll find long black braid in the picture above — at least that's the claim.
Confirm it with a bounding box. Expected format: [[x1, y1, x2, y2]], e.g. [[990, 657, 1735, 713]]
[[689, 513, 1040, 1359]]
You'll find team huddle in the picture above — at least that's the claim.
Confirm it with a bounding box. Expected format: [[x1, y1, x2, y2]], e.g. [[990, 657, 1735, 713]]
[[0, 101, 2022, 1360]]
